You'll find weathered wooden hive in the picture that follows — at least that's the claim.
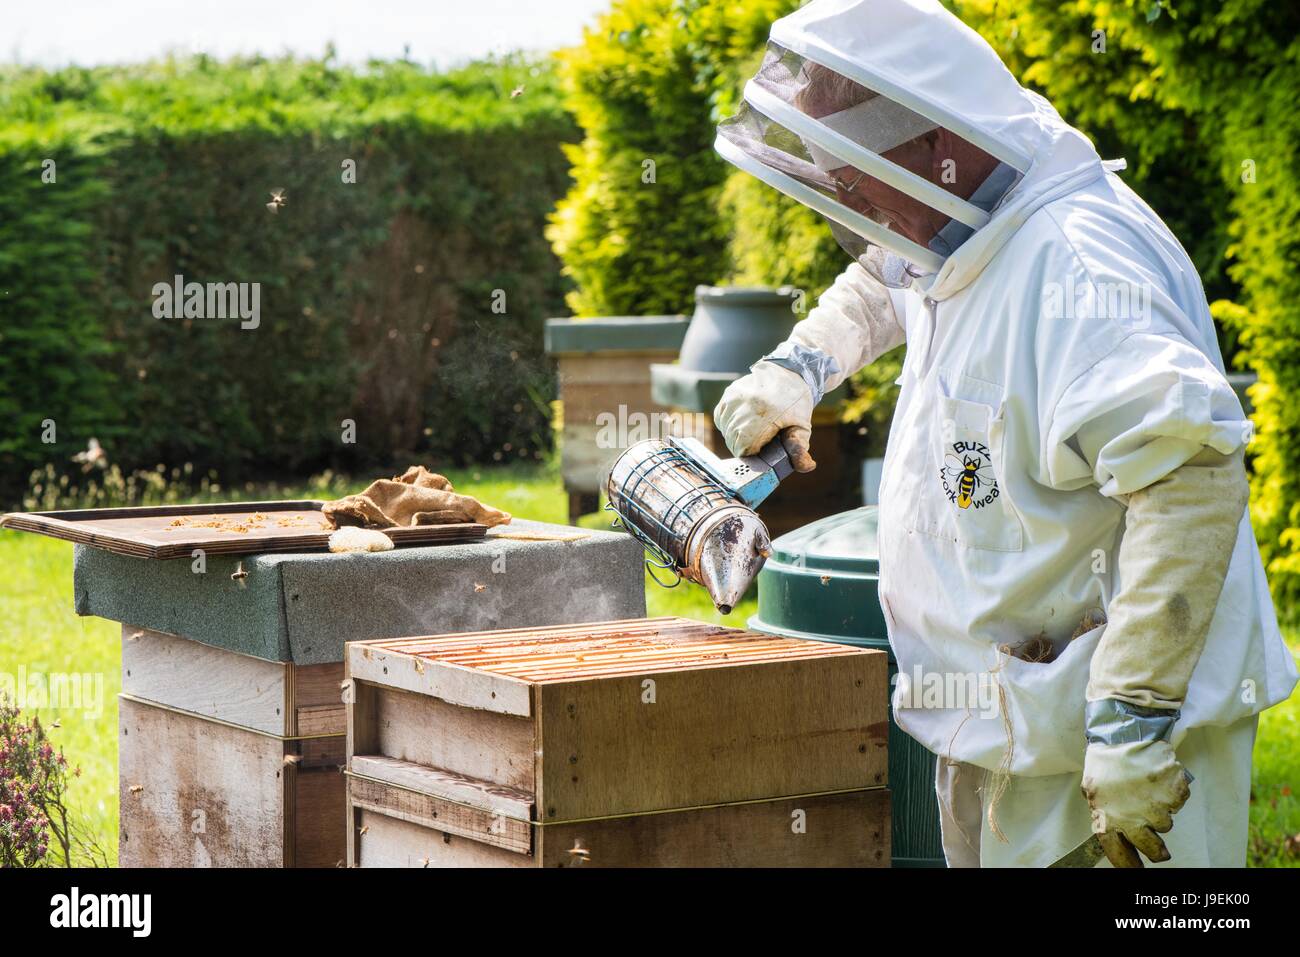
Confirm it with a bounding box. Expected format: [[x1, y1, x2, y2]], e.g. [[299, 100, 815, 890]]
[[65, 517, 646, 867], [345, 616, 891, 867]]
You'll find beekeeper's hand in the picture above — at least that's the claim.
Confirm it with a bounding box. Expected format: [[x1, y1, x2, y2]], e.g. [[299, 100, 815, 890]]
[[714, 361, 817, 472], [1081, 733, 1191, 867]]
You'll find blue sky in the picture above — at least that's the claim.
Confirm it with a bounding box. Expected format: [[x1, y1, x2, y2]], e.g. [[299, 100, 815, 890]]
[[4, 0, 613, 68]]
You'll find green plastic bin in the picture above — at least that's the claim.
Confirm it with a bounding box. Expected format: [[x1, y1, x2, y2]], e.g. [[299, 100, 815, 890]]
[[748, 506, 946, 867]]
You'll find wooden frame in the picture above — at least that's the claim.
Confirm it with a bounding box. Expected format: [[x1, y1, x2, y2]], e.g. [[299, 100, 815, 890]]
[[122, 626, 345, 736], [347, 776, 889, 868], [120, 696, 346, 868], [1, 500, 485, 559]]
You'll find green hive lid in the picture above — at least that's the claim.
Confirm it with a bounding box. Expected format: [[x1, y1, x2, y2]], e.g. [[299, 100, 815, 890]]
[[649, 363, 738, 413], [544, 316, 689, 355], [769, 506, 881, 575], [748, 506, 886, 648], [649, 362, 849, 414]]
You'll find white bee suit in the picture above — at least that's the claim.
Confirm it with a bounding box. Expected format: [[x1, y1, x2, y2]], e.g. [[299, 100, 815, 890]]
[[716, 0, 1298, 866]]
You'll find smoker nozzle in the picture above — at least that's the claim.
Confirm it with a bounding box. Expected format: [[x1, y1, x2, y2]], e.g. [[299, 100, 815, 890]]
[[691, 509, 773, 615]]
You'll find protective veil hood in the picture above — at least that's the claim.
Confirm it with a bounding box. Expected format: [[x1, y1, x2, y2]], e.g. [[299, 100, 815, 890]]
[[717, 0, 1108, 301]]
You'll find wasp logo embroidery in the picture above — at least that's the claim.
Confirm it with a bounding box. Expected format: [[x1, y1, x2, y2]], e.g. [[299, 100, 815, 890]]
[[941, 441, 1000, 509]]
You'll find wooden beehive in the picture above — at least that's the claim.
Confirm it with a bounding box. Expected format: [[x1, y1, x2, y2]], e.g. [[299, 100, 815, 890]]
[[118, 627, 346, 868], [345, 617, 890, 867]]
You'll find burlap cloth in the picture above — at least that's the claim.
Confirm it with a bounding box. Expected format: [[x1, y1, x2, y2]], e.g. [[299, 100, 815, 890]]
[[322, 466, 511, 529]]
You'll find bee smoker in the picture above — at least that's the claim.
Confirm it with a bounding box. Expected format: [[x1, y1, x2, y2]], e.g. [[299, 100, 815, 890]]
[[605, 435, 793, 614]]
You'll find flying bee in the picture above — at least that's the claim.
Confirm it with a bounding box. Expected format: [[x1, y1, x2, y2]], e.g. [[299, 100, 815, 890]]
[[72, 436, 107, 471], [266, 188, 287, 213], [943, 453, 995, 509]]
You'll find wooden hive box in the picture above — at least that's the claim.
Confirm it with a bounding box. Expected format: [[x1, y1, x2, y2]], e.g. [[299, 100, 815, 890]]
[[66, 518, 646, 868], [119, 627, 346, 868], [345, 617, 890, 867]]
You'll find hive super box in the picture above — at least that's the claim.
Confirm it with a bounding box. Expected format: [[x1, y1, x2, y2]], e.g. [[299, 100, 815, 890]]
[[73, 519, 647, 867], [345, 617, 891, 867]]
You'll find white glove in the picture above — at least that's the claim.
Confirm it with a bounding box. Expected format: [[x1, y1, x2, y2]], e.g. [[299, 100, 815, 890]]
[[1081, 737, 1191, 867], [713, 260, 905, 474], [713, 361, 817, 472]]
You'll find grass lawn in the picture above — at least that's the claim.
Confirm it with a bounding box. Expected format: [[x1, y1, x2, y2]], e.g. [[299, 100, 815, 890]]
[[1, 459, 1295, 866], [1250, 629, 1300, 867], [0, 532, 120, 866]]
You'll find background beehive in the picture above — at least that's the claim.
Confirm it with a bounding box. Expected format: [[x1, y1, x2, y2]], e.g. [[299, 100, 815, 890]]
[[345, 616, 891, 867]]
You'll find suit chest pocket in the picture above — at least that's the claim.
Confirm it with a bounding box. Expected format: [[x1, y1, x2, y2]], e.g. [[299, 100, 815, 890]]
[[899, 375, 1023, 552]]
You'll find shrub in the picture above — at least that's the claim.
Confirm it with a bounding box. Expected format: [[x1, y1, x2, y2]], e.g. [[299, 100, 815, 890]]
[[548, 0, 790, 317], [0, 54, 577, 506], [0, 697, 83, 868]]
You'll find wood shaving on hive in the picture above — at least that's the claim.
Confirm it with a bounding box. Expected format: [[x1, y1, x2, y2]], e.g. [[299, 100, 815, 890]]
[[165, 512, 327, 534], [168, 514, 269, 533], [328, 527, 395, 553], [275, 516, 330, 528]]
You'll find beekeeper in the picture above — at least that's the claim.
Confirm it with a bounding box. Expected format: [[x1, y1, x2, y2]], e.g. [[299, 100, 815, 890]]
[[713, 0, 1298, 867]]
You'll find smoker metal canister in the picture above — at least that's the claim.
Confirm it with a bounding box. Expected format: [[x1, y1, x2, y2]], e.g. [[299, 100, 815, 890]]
[[605, 439, 771, 613]]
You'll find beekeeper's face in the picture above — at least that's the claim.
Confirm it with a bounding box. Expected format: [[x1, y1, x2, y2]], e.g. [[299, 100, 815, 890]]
[[827, 131, 949, 247], [795, 62, 1000, 252]]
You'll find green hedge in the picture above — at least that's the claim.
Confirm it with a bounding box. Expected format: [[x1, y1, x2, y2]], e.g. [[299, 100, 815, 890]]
[[0, 55, 577, 506]]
